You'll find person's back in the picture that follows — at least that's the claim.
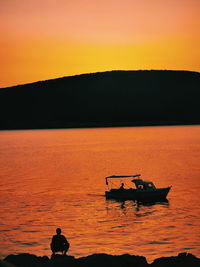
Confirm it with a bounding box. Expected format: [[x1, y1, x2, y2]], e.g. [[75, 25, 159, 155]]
[[51, 228, 69, 255]]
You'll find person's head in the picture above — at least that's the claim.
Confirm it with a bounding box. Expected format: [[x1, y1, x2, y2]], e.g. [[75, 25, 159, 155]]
[[121, 183, 124, 186], [56, 228, 61, 235]]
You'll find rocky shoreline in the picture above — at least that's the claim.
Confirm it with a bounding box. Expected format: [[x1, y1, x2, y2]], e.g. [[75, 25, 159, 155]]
[[2, 252, 200, 267]]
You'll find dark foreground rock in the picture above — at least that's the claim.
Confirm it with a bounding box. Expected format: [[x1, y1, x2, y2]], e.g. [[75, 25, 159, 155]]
[[151, 252, 200, 267], [3, 254, 49, 267], [76, 253, 148, 267], [3, 252, 200, 267]]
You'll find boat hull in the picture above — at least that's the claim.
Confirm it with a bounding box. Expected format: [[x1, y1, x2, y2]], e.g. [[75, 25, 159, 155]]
[[105, 187, 171, 201]]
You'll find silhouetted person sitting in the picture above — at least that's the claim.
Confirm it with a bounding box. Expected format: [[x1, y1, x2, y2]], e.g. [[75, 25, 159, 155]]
[[119, 182, 125, 190], [51, 228, 69, 255]]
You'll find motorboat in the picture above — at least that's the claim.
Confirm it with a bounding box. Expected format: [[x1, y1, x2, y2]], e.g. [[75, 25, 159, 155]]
[[105, 174, 171, 201]]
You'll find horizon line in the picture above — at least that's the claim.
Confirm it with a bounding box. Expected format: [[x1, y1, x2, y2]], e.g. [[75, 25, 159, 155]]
[[1, 69, 200, 89]]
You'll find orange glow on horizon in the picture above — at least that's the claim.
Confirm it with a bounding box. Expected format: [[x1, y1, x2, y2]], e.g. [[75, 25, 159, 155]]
[[0, 0, 200, 87]]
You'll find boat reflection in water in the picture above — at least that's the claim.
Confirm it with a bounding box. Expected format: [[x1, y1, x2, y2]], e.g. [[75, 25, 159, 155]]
[[105, 197, 169, 218], [105, 174, 171, 202]]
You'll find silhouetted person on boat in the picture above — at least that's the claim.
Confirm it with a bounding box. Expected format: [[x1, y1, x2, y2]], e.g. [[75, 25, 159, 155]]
[[120, 182, 125, 190], [51, 228, 69, 255]]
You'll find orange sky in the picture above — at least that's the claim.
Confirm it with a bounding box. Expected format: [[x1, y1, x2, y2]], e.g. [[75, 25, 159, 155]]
[[1, 0, 200, 87]]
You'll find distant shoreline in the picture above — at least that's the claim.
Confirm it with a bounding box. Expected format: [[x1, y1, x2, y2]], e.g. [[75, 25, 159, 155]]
[[0, 122, 200, 131], [0, 70, 200, 131]]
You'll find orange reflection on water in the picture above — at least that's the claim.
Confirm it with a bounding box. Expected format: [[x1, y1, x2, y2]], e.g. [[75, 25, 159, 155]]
[[0, 126, 200, 262]]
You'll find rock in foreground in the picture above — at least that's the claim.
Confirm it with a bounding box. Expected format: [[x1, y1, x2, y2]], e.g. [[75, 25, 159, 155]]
[[151, 252, 200, 267], [3, 252, 200, 267]]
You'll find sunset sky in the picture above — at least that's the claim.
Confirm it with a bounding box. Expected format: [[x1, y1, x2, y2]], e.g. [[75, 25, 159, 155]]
[[1, 0, 200, 87]]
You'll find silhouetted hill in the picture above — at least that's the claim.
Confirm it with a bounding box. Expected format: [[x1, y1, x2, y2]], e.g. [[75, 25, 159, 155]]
[[0, 70, 200, 130]]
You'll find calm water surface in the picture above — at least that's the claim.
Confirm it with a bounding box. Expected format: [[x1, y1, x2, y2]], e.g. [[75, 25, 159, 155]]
[[0, 126, 200, 262]]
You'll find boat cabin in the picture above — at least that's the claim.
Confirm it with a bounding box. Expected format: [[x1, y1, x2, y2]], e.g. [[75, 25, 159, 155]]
[[132, 179, 156, 190]]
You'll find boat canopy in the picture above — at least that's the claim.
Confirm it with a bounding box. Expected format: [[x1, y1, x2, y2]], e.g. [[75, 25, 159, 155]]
[[105, 174, 141, 185], [132, 179, 156, 189]]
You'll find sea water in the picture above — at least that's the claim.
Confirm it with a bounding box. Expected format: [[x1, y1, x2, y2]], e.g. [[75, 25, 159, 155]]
[[0, 126, 200, 262]]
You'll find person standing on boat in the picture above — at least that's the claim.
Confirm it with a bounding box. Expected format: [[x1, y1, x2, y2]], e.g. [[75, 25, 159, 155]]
[[51, 228, 70, 255]]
